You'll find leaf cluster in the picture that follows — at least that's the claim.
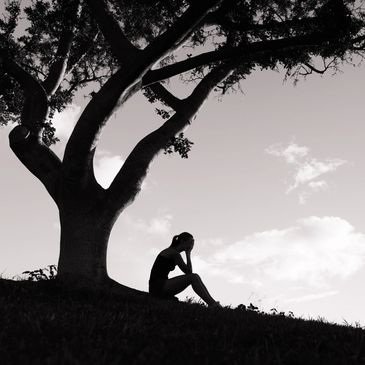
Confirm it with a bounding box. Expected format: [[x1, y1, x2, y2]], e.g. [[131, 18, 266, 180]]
[[109, 0, 188, 47], [164, 132, 194, 159]]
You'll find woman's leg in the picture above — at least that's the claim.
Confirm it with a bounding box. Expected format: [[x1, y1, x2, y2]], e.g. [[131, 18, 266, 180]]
[[163, 273, 217, 306]]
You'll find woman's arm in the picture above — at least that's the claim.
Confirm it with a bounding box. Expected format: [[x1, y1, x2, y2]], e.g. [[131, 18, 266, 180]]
[[186, 250, 192, 273], [172, 251, 193, 274]]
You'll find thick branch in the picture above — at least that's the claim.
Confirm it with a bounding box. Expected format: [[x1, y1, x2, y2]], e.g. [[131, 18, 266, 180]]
[[143, 0, 222, 65], [0, 50, 48, 134], [43, 1, 81, 96], [86, 0, 139, 63], [9, 125, 61, 204], [0, 50, 60, 201], [146, 83, 182, 110], [183, 61, 234, 107], [142, 32, 336, 86], [107, 63, 233, 211], [43, 31, 74, 95], [204, 10, 316, 33], [62, 65, 144, 183]]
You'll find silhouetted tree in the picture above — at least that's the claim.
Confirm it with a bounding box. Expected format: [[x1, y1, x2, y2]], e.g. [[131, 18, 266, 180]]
[[1, 0, 364, 293]]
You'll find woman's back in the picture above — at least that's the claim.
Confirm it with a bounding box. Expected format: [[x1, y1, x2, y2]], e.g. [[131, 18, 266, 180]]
[[149, 250, 176, 282]]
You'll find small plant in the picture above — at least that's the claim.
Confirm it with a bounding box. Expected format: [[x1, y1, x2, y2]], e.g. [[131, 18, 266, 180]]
[[247, 303, 259, 312], [184, 296, 205, 306], [22, 265, 57, 281], [235, 303, 263, 313], [270, 308, 295, 318]]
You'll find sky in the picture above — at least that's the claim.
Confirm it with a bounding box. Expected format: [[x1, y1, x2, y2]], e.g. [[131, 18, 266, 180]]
[[2, 4, 365, 327]]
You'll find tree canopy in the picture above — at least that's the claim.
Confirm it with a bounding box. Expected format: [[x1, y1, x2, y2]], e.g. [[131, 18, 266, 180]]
[[1, 0, 364, 148]]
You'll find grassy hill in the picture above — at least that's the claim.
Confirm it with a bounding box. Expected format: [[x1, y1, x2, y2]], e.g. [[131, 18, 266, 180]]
[[1, 278, 364, 365]]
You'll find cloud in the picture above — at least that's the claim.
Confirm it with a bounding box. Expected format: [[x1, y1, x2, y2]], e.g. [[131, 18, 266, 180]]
[[266, 143, 309, 164], [192, 255, 246, 284], [266, 142, 346, 203], [208, 216, 365, 287], [298, 192, 309, 205], [51, 104, 81, 140], [93, 150, 125, 188], [147, 214, 173, 235], [121, 213, 173, 237], [308, 180, 328, 191], [289, 158, 345, 192]]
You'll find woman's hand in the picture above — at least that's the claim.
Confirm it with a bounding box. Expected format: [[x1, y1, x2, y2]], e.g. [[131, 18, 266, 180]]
[[185, 249, 192, 273]]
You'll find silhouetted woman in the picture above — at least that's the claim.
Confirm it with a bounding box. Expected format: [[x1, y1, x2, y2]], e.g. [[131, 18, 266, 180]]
[[149, 232, 220, 306]]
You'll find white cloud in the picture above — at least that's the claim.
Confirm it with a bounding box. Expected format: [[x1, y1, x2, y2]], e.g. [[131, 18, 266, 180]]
[[192, 255, 245, 284], [308, 180, 328, 191], [210, 216, 365, 287], [147, 214, 173, 235], [121, 213, 173, 237], [265, 143, 309, 164], [289, 158, 345, 192], [93, 150, 125, 188], [51, 104, 81, 140], [298, 192, 309, 205], [266, 142, 346, 203]]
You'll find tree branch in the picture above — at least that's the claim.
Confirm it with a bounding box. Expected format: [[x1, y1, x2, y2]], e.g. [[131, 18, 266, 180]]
[[0, 49, 48, 134], [203, 7, 315, 33], [20, 61, 47, 79], [142, 32, 337, 86], [143, 0, 222, 65], [107, 62, 233, 211], [66, 31, 100, 74], [86, 0, 139, 63], [9, 125, 62, 205], [62, 66, 143, 183], [145, 83, 182, 110], [0, 50, 61, 202], [43, 1, 81, 96], [299, 59, 336, 75]]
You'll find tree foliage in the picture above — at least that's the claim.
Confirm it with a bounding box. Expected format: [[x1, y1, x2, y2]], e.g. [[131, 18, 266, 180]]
[[1, 0, 364, 150]]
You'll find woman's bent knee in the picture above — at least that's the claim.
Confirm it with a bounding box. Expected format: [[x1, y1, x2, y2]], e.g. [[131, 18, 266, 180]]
[[188, 273, 200, 282]]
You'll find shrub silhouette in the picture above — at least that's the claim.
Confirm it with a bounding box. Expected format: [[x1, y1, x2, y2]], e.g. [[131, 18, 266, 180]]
[[22, 265, 57, 281]]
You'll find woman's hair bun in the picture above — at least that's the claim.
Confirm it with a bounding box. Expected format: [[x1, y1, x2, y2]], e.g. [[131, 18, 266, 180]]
[[171, 232, 193, 247]]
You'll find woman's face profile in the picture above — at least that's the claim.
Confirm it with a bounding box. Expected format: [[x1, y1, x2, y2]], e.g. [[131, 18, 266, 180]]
[[185, 237, 194, 251]]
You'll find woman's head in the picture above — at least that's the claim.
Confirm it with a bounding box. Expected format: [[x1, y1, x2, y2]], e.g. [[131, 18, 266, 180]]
[[171, 232, 194, 251]]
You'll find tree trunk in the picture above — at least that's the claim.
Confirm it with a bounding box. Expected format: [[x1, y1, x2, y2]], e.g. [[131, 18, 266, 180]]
[[57, 202, 114, 289], [56, 204, 147, 298]]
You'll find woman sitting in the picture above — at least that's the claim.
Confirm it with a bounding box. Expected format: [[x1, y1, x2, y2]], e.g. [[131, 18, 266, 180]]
[[149, 232, 220, 307]]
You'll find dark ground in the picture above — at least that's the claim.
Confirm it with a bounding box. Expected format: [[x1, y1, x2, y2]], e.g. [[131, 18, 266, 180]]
[[1, 278, 364, 365]]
